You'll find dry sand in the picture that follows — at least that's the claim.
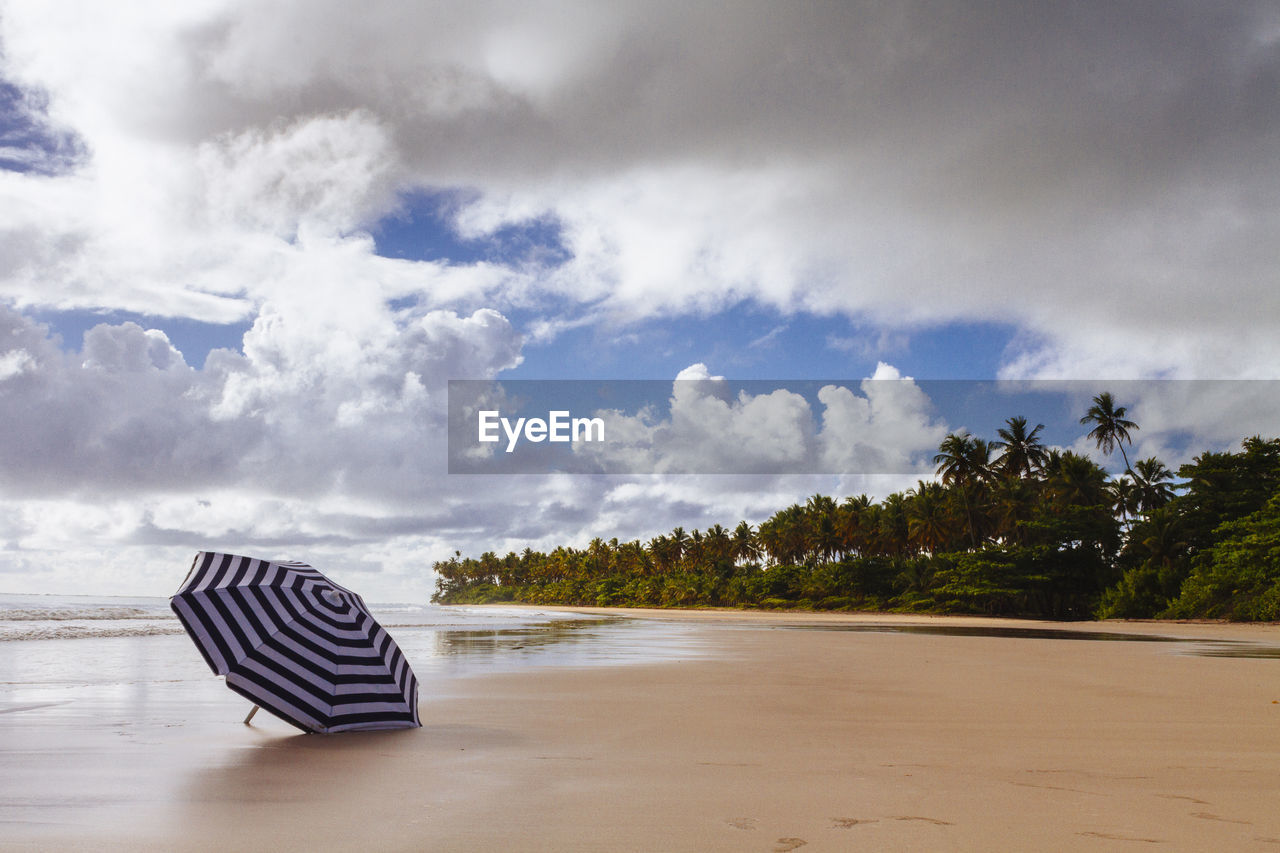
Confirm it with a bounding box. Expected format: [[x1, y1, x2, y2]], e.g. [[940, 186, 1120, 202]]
[[6, 610, 1280, 852]]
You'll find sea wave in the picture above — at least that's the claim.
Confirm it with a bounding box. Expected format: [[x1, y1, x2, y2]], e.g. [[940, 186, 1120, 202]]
[[0, 606, 169, 622], [0, 596, 594, 643], [0, 621, 186, 642]]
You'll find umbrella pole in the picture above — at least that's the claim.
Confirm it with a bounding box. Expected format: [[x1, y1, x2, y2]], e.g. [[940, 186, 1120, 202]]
[[243, 704, 260, 725]]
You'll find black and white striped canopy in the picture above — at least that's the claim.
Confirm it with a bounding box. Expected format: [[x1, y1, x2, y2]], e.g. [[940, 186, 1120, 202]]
[[171, 551, 420, 734]]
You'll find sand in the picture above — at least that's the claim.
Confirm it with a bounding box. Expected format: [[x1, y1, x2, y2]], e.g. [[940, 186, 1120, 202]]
[[5, 610, 1280, 852]]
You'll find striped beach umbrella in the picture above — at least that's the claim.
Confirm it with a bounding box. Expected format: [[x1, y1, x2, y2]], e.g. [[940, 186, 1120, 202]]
[[170, 551, 421, 734]]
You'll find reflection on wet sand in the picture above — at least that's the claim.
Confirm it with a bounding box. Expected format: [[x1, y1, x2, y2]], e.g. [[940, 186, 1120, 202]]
[[396, 616, 711, 679], [429, 618, 628, 658]]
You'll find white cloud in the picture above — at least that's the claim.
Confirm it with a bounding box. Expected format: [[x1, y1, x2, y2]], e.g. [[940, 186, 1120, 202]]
[[569, 362, 945, 477], [817, 369, 948, 476], [0, 297, 526, 594], [1, 1, 1279, 596], [196, 111, 400, 240], [1, 0, 1277, 373]]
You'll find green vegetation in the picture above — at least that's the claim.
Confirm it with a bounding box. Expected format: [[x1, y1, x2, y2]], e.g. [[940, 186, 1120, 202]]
[[434, 393, 1280, 621]]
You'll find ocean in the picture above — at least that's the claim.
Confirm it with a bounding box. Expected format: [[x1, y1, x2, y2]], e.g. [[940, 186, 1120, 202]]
[[0, 593, 707, 721]]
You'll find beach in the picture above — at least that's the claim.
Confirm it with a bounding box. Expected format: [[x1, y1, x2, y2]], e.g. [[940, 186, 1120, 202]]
[[4, 606, 1280, 851]]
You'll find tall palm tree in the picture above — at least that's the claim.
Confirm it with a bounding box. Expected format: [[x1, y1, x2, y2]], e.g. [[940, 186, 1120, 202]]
[[1080, 392, 1139, 472], [993, 416, 1048, 480]]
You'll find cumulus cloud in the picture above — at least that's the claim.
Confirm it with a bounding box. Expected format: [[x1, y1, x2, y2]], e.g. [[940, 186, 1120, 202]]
[[0, 301, 521, 499], [1, 0, 1276, 372], [0, 297, 538, 595], [817, 364, 949, 475], [2, 1, 1279, 595], [540, 362, 946, 476]]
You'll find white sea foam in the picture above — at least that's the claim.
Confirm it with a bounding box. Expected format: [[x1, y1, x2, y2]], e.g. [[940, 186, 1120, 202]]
[[0, 594, 176, 641], [0, 606, 160, 621], [0, 621, 187, 642], [0, 594, 598, 642]]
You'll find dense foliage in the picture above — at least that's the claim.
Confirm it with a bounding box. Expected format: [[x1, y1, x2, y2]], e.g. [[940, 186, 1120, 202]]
[[433, 396, 1280, 621]]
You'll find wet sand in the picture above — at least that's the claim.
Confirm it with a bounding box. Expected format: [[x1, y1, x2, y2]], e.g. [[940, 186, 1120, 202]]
[[5, 610, 1280, 851]]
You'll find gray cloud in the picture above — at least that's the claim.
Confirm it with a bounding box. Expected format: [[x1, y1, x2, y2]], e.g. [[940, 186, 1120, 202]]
[[0, 302, 521, 498], [4, 1, 1278, 367], [2, 1, 1278, 595]]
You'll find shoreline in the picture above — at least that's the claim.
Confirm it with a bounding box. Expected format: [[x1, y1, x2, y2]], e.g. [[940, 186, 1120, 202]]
[[498, 603, 1280, 642], [6, 611, 1280, 851]]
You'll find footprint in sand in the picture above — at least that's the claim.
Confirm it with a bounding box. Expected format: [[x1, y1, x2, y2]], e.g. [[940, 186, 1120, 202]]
[[1156, 794, 1210, 805], [1192, 812, 1251, 825], [1078, 830, 1163, 843], [773, 839, 807, 852], [889, 815, 954, 826], [725, 818, 757, 831], [831, 817, 878, 829]]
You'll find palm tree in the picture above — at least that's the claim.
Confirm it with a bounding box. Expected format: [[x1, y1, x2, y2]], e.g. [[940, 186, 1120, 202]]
[[934, 432, 993, 547], [1080, 392, 1139, 472], [806, 511, 842, 564], [731, 521, 762, 566], [989, 475, 1037, 544], [1130, 457, 1177, 513], [1108, 475, 1140, 528], [895, 559, 936, 596], [907, 481, 954, 553], [804, 494, 840, 564], [647, 535, 674, 574], [837, 495, 871, 558], [873, 493, 912, 557], [586, 538, 610, 575], [759, 505, 807, 565], [1136, 506, 1186, 575], [705, 523, 733, 568], [1046, 451, 1110, 510], [669, 527, 688, 563], [993, 416, 1048, 480], [805, 493, 837, 516], [685, 529, 705, 569], [616, 540, 650, 576], [934, 432, 990, 485]]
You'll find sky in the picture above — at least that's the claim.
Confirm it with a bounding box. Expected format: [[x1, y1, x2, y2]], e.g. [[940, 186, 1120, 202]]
[[1, 1, 1278, 600]]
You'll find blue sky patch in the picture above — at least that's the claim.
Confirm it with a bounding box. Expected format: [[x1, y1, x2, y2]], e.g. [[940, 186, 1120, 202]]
[[371, 189, 571, 268], [32, 308, 250, 368], [503, 303, 1019, 381], [0, 79, 84, 175]]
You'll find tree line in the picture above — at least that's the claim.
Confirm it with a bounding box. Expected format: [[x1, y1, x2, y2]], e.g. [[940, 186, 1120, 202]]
[[433, 392, 1280, 621]]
